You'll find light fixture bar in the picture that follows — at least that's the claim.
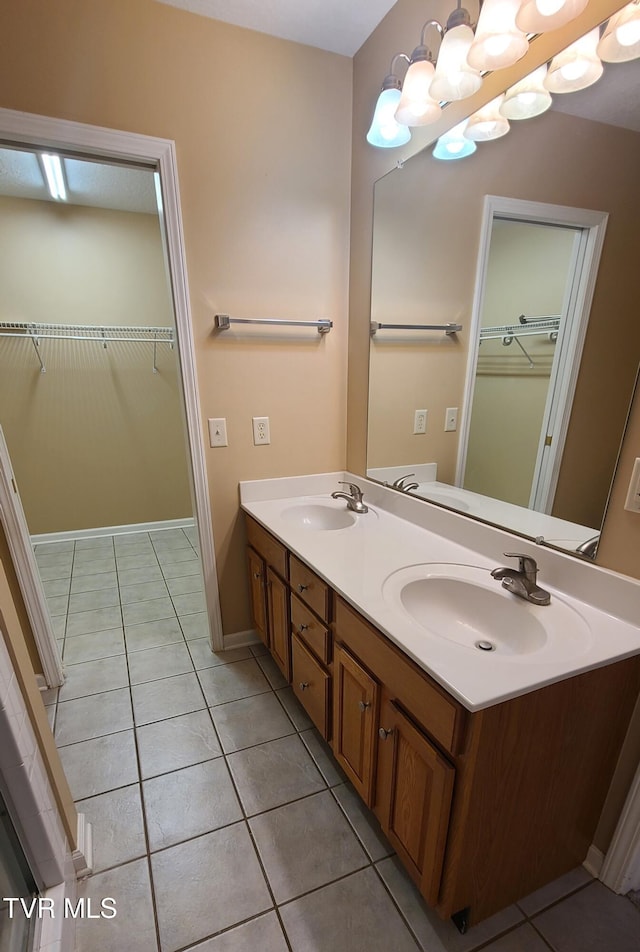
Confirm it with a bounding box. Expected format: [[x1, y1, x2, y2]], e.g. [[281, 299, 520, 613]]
[[40, 153, 67, 201]]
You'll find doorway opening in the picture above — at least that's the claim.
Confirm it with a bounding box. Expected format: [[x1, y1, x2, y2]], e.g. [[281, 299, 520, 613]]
[[0, 108, 223, 682]]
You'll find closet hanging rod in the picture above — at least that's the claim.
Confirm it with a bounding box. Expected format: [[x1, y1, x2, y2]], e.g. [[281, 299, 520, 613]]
[[214, 314, 332, 334], [0, 321, 174, 343], [480, 317, 560, 340], [370, 321, 462, 336]]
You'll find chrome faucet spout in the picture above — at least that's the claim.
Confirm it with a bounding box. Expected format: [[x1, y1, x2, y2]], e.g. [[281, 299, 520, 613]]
[[491, 553, 551, 606], [330, 481, 368, 514], [391, 473, 419, 492]]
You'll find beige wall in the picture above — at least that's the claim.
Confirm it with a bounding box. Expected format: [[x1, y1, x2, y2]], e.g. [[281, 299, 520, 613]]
[[0, 0, 352, 633], [0, 195, 192, 534]]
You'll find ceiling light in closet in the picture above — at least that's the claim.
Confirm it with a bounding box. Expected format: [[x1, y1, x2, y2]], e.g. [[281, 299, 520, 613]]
[[40, 154, 67, 202]]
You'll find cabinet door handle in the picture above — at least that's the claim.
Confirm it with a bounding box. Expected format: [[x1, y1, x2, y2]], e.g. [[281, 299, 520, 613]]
[[297, 583, 309, 593], [299, 681, 310, 690], [358, 700, 371, 712], [379, 727, 394, 739], [298, 623, 309, 632], [253, 572, 262, 579]]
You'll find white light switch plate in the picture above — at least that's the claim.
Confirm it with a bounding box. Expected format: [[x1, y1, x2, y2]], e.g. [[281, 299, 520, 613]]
[[624, 458, 640, 513], [208, 418, 228, 447], [444, 407, 458, 432]]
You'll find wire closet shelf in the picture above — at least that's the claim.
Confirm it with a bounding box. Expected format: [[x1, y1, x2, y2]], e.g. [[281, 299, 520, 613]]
[[0, 321, 175, 373]]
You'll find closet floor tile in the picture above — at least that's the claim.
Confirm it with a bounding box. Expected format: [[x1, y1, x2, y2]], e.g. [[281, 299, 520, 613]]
[[73, 556, 117, 576], [66, 605, 123, 637], [117, 565, 164, 586], [165, 574, 204, 597], [161, 560, 202, 579], [63, 628, 125, 665], [120, 580, 169, 605], [122, 596, 176, 627], [116, 552, 160, 571], [70, 571, 118, 594], [68, 587, 121, 614]]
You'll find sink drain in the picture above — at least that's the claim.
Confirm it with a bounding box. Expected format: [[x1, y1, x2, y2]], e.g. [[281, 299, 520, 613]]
[[475, 640, 496, 652]]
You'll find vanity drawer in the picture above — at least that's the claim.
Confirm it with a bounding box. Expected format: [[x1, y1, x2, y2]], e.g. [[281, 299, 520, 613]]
[[290, 593, 330, 664], [246, 516, 288, 580], [290, 555, 330, 623], [291, 633, 330, 740], [335, 597, 466, 756]]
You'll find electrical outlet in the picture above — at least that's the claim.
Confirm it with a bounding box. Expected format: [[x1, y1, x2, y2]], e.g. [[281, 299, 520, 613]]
[[208, 418, 228, 447], [252, 416, 271, 445], [444, 407, 458, 432], [624, 458, 640, 513], [414, 409, 428, 434]]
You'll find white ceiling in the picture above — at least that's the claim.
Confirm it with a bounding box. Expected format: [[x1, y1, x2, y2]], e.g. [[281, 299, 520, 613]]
[[0, 150, 158, 214], [155, 0, 399, 57]]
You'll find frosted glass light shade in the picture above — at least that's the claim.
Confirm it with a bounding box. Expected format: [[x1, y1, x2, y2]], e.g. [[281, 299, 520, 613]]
[[500, 65, 552, 119], [395, 56, 441, 126], [430, 25, 483, 102], [366, 88, 412, 148], [465, 95, 510, 140], [467, 0, 529, 71], [516, 0, 589, 34], [545, 29, 603, 93], [433, 121, 477, 159], [597, 3, 640, 62]]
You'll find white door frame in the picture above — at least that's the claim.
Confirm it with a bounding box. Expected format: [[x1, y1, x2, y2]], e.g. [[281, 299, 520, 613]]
[[0, 107, 224, 657], [456, 196, 608, 510]]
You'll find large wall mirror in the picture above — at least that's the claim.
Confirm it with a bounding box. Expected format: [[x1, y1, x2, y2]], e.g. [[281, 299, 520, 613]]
[[367, 48, 640, 561]]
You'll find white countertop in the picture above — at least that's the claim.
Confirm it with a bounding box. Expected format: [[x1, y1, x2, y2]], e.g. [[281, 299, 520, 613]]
[[240, 473, 640, 712]]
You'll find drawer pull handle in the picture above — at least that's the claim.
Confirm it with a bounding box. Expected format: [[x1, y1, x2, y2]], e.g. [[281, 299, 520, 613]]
[[358, 700, 371, 712], [299, 623, 309, 632], [379, 727, 394, 739], [297, 583, 309, 593], [299, 682, 310, 690]]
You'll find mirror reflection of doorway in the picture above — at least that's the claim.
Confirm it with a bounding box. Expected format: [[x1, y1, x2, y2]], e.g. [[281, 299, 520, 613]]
[[459, 199, 607, 523], [0, 147, 206, 677]]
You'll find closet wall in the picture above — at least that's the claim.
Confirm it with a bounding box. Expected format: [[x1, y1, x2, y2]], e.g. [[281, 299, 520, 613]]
[[0, 195, 192, 535]]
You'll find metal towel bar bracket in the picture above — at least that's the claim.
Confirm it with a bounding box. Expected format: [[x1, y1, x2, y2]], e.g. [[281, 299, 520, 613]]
[[370, 321, 462, 336], [214, 314, 332, 335]]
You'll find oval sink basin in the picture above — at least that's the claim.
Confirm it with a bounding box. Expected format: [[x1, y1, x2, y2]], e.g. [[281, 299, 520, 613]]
[[281, 503, 356, 531], [382, 563, 592, 662]]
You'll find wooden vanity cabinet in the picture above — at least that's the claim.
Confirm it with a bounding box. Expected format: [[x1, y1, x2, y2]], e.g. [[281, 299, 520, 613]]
[[246, 518, 290, 679], [245, 515, 640, 930]]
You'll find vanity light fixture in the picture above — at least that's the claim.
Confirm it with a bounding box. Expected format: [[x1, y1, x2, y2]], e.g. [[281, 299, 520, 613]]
[[395, 22, 443, 126], [516, 0, 589, 35], [500, 64, 553, 118], [433, 119, 478, 158], [544, 27, 603, 92], [39, 153, 67, 202], [464, 94, 511, 139], [366, 54, 413, 148], [430, 23, 483, 101], [597, 0, 640, 61], [466, 0, 529, 71]]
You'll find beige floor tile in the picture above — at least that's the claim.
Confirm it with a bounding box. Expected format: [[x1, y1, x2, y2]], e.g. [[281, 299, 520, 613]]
[[178, 611, 210, 639], [151, 824, 272, 952], [144, 758, 242, 851], [127, 641, 194, 685], [211, 692, 296, 753], [73, 556, 116, 576], [131, 672, 206, 726], [136, 709, 222, 779], [63, 628, 125, 665], [517, 866, 593, 916], [66, 604, 123, 637], [533, 881, 640, 952], [161, 560, 202, 579], [75, 859, 157, 952], [198, 659, 271, 706], [124, 616, 184, 652], [55, 687, 133, 745], [279, 867, 419, 952], [122, 596, 175, 627], [77, 784, 146, 872], [186, 912, 288, 952], [120, 580, 169, 605], [59, 654, 129, 699], [480, 923, 552, 952], [59, 730, 138, 799], [187, 639, 252, 671], [276, 687, 313, 731], [117, 565, 164, 586], [332, 782, 393, 861], [68, 587, 121, 614], [227, 734, 326, 816], [256, 653, 288, 690], [165, 574, 203, 597], [70, 571, 118, 594]]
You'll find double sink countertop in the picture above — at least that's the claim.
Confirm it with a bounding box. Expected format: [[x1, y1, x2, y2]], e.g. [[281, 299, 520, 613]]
[[240, 472, 640, 712]]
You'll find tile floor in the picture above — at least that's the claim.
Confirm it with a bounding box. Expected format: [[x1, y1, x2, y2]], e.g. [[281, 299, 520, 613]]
[[36, 528, 640, 952]]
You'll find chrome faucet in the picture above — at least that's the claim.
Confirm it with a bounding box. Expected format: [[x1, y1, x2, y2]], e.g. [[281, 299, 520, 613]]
[[576, 534, 599, 559], [331, 481, 369, 514], [491, 553, 551, 606], [391, 473, 420, 493]]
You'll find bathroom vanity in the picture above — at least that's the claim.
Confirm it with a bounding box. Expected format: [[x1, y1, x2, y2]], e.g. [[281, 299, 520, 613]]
[[242, 474, 640, 931]]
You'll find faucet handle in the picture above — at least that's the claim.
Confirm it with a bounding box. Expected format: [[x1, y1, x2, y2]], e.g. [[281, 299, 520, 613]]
[[503, 552, 538, 577], [337, 481, 363, 499]]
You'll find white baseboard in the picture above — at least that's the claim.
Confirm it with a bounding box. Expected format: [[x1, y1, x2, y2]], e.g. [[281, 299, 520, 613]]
[[583, 844, 605, 877], [32, 517, 196, 546], [73, 813, 93, 880], [223, 628, 261, 650]]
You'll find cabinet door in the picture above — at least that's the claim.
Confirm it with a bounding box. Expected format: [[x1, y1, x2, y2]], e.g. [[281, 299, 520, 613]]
[[375, 696, 455, 906], [267, 567, 291, 681], [247, 547, 268, 646], [291, 633, 330, 740], [332, 643, 379, 805]]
